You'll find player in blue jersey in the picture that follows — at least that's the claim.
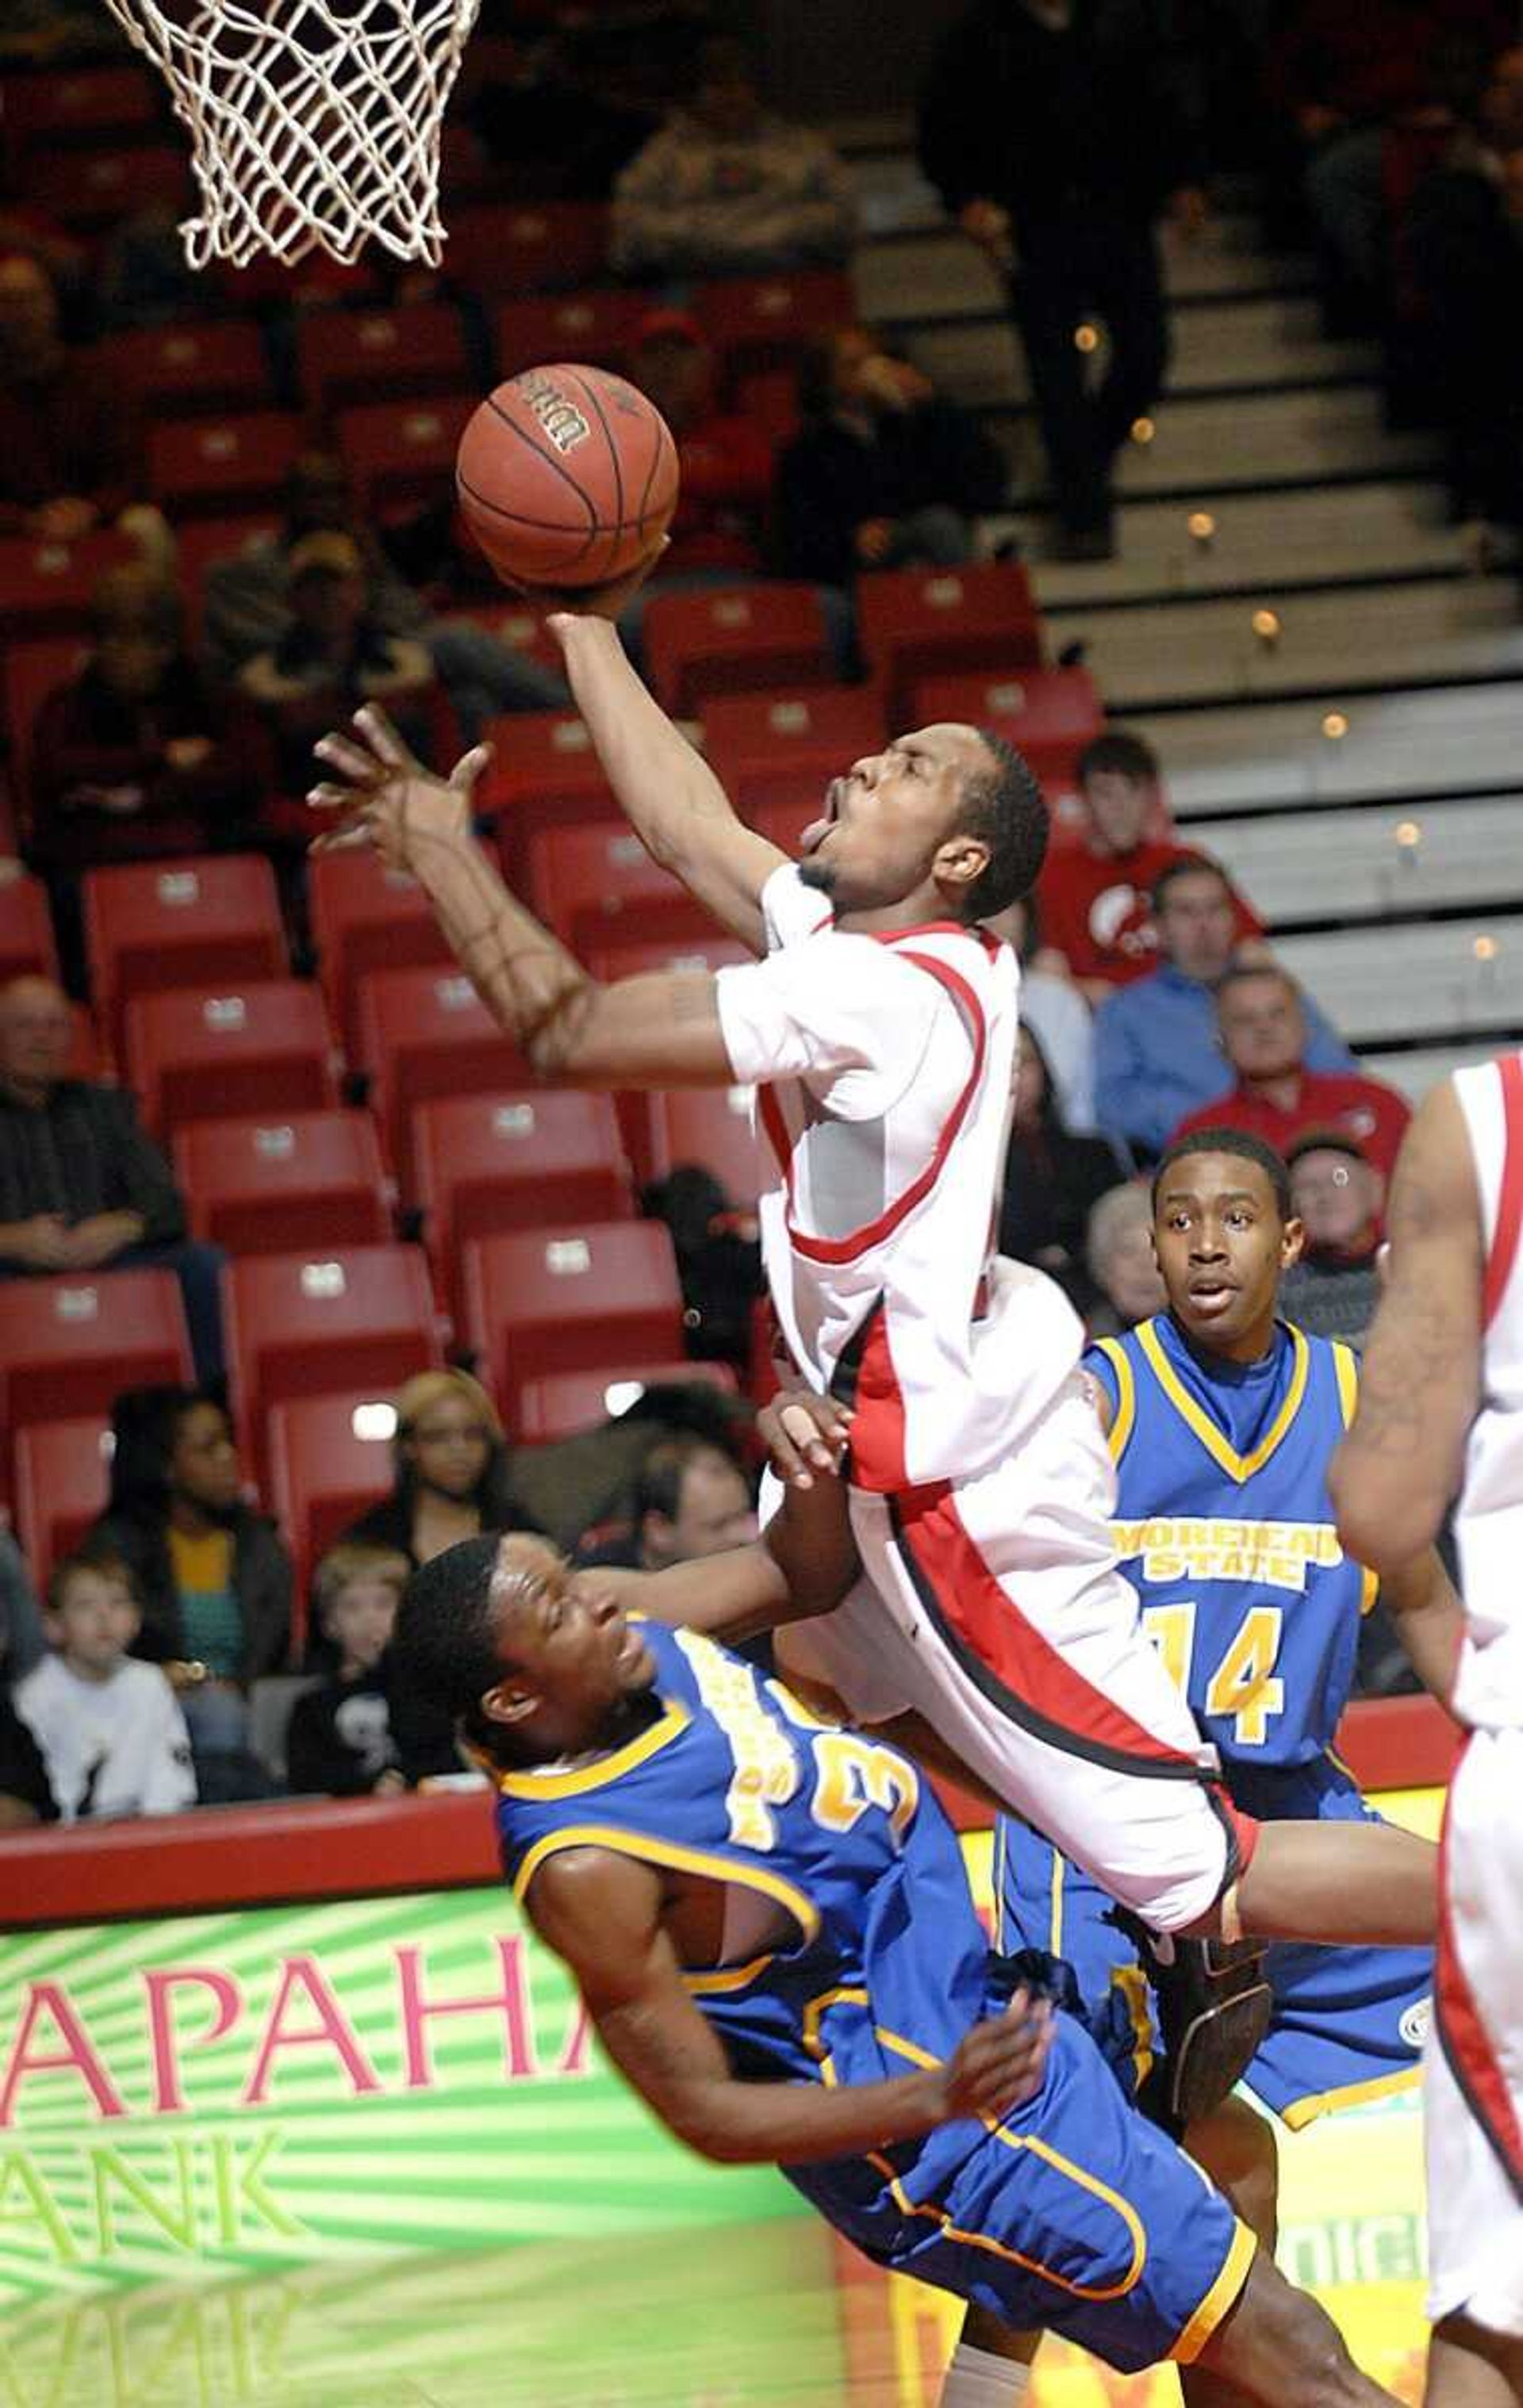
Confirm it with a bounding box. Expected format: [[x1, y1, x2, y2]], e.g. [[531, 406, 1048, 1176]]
[[393, 1513, 1409, 2407]]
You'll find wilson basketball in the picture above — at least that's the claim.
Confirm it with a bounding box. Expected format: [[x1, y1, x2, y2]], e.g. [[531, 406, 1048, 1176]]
[[455, 363, 680, 590]]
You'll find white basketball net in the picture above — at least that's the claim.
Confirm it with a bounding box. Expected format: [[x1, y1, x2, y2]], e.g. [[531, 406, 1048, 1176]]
[[99, 0, 482, 268]]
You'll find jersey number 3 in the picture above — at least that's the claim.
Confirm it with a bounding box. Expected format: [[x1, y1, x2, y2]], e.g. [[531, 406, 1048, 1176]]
[[1143, 1601, 1286, 1747]]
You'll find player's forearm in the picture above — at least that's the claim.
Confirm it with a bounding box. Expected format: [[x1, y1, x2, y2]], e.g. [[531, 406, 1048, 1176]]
[[405, 823, 596, 1073], [1374, 1551, 1464, 1714], [667, 2063, 946, 2166], [626, 1546, 791, 1643]]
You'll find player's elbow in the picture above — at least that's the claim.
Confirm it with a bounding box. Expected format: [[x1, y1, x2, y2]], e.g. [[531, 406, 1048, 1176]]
[[521, 985, 600, 1084], [662, 2095, 763, 2166], [1329, 1458, 1441, 1577]]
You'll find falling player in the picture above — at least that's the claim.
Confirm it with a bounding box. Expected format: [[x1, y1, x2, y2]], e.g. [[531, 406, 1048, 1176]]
[[1333, 1055, 1523, 2408]]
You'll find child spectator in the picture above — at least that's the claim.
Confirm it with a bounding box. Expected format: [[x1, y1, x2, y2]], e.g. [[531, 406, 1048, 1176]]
[[13, 1546, 195, 1821], [285, 1543, 408, 1797]]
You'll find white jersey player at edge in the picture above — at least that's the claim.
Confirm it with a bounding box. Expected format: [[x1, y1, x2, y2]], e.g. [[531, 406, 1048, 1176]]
[[306, 555, 1435, 1961], [1333, 1049, 1523, 2408]]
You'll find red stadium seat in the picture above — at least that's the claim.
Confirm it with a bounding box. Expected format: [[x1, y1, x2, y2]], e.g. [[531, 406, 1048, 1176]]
[[856, 563, 1044, 727], [524, 820, 712, 954], [125, 980, 340, 1138], [730, 367, 800, 444], [176, 515, 283, 643], [223, 1244, 442, 1473], [910, 665, 1104, 752], [102, 320, 272, 421], [336, 395, 474, 516], [445, 201, 610, 296], [64, 1003, 102, 1082], [84, 854, 289, 1055], [474, 708, 617, 886], [148, 412, 305, 520], [702, 685, 885, 815], [297, 301, 470, 414], [645, 1086, 764, 1204], [587, 935, 749, 986], [353, 965, 531, 1194], [462, 1221, 685, 1427], [0, 531, 138, 644], [174, 1110, 393, 1255], [0, 1271, 190, 1476], [493, 287, 650, 379], [643, 584, 835, 716], [3, 638, 88, 846], [412, 1088, 633, 1319], [698, 270, 854, 389], [2, 63, 159, 171], [0, 869, 59, 986], [29, 144, 192, 234], [515, 1359, 738, 1445], [264, 1390, 401, 1632], [309, 848, 455, 1064], [11, 1417, 115, 1589]]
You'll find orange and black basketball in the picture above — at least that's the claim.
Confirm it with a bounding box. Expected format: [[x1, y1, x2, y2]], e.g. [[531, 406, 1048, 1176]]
[[455, 362, 679, 590]]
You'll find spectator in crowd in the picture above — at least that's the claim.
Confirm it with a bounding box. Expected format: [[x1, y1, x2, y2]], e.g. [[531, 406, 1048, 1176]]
[[1036, 730, 1261, 997], [629, 310, 775, 580], [202, 450, 567, 742], [0, 250, 145, 542], [285, 1543, 409, 1797], [998, 1027, 1126, 1309], [1092, 854, 1355, 1160], [339, 1369, 541, 1577], [86, 1385, 292, 1800], [0, 1689, 56, 1828], [577, 1433, 757, 1572], [986, 893, 1097, 1130], [0, 1529, 45, 1683], [1279, 1128, 1386, 1346], [771, 323, 1007, 591], [1168, 962, 1411, 1177], [13, 1544, 196, 1822], [919, 0, 1207, 559], [1083, 1178, 1168, 1338], [610, 38, 856, 280], [29, 564, 260, 876], [0, 975, 226, 1385]]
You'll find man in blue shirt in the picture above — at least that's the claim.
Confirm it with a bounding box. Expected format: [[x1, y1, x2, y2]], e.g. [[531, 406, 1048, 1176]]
[[1094, 856, 1353, 1161]]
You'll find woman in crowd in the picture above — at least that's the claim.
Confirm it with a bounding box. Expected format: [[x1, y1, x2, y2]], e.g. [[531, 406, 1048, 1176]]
[[998, 1026, 1126, 1311], [338, 1368, 539, 1574]]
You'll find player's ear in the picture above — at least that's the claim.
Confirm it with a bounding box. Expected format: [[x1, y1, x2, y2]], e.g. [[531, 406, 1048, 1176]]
[[934, 830, 991, 901], [480, 1679, 539, 1729], [1281, 1213, 1306, 1271]]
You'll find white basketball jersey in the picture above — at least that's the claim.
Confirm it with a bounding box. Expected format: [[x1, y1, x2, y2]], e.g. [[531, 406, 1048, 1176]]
[[715, 866, 1082, 1490], [1452, 1051, 1523, 1730]]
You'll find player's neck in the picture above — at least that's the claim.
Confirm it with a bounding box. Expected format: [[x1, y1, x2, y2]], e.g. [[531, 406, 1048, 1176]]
[[1167, 1306, 1282, 1371], [835, 891, 964, 938]]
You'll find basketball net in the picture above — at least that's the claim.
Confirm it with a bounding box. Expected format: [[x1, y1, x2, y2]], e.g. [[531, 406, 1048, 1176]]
[[98, 0, 482, 268]]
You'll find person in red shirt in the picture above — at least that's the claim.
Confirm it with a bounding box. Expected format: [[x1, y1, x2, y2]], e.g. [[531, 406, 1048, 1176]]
[[1038, 732, 1262, 999], [1167, 963, 1411, 1180], [625, 308, 775, 580]]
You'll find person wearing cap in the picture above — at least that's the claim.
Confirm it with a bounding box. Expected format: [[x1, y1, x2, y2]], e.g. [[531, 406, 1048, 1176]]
[[1279, 1130, 1387, 1348]]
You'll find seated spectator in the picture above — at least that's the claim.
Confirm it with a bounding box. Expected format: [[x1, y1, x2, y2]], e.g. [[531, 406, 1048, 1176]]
[[29, 565, 260, 876], [772, 323, 1007, 592], [0, 1689, 56, 1828], [577, 1432, 757, 1571], [0, 976, 226, 1386], [13, 1544, 195, 1821], [1084, 1179, 1168, 1339], [985, 894, 1096, 1131], [0, 251, 165, 554], [1093, 854, 1355, 1161], [611, 37, 856, 281], [285, 1543, 409, 1797], [1167, 963, 1411, 1179], [0, 1528, 45, 1683], [86, 1385, 292, 1801], [628, 311, 774, 581], [1278, 1129, 1387, 1347], [1036, 732, 1260, 998], [338, 1369, 541, 1577], [998, 1028, 1125, 1309]]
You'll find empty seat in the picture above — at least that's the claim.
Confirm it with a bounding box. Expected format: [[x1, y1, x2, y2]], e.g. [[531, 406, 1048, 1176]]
[[336, 395, 474, 516], [524, 820, 712, 954], [148, 411, 305, 519], [353, 964, 531, 1193], [309, 847, 455, 1063], [125, 980, 340, 1138], [645, 1086, 763, 1204], [2, 63, 159, 168], [0, 869, 59, 986], [857, 563, 1043, 726], [493, 287, 650, 379], [643, 584, 835, 717], [175, 1110, 392, 1255], [264, 1390, 399, 1637], [462, 1221, 685, 1425], [84, 854, 288, 1054], [29, 144, 192, 234], [297, 301, 470, 414], [223, 1244, 441, 1471], [699, 270, 854, 389], [910, 664, 1104, 753], [702, 685, 885, 815], [11, 1417, 115, 1589], [0, 530, 138, 642], [103, 319, 272, 420], [0, 1271, 190, 1475], [446, 201, 610, 295], [516, 1359, 738, 1445], [412, 1088, 633, 1319]]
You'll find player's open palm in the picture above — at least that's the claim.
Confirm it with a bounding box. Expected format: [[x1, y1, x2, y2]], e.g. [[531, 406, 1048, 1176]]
[[935, 1991, 1053, 2126], [308, 704, 492, 875]]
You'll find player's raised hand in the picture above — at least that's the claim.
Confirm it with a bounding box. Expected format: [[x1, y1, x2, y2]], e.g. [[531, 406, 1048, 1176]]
[[934, 1991, 1053, 2126], [758, 1387, 854, 1490], [307, 705, 493, 871], [543, 532, 671, 632]]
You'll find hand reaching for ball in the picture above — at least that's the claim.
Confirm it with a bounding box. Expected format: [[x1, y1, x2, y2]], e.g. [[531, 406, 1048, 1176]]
[[307, 705, 491, 872]]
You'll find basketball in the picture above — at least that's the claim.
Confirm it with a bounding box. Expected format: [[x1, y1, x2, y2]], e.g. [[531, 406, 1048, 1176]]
[[455, 362, 680, 590]]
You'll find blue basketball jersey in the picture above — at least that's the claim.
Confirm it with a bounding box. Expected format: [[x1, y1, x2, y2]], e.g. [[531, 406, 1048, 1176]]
[[1086, 1315, 1375, 1770]]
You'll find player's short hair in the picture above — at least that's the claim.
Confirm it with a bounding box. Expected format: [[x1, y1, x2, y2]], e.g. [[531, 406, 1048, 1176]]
[[1076, 729, 1159, 788], [1149, 850, 1233, 915], [46, 1541, 139, 1619], [391, 1534, 504, 1745], [1151, 1127, 1292, 1220], [313, 1540, 410, 1623], [957, 729, 1049, 922]]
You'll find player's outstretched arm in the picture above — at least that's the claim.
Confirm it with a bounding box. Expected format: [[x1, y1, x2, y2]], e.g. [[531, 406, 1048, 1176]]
[[524, 1844, 1052, 2165], [1368, 1545, 1464, 1716], [1329, 1079, 1482, 1578]]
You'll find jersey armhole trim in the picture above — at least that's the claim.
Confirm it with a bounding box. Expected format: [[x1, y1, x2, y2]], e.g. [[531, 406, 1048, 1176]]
[[1091, 1338, 1134, 1462], [510, 1823, 822, 1947], [493, 1702, 691, 1799]]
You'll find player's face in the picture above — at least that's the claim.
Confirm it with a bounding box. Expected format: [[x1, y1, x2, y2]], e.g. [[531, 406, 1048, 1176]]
[[1153, 1152, 1302, 1355], [484, 1536, 658, 1754], [798, 724, 993, 916]]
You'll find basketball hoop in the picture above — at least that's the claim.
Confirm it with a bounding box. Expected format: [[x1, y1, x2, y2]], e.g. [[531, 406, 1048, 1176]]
[[98, 0, 482, 268]]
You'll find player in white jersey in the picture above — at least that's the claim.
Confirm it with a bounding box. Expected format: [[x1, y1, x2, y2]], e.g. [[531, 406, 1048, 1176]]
[[307, 586, 1434, 1964], [1333, 1050, 1523, 2408]]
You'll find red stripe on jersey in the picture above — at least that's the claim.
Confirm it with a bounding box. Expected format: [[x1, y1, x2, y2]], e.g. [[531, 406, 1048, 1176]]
[[842, 1302, 910, 1493], [894, 1481, 1203, 1772], [1483, 1053, 1523, 1329], [1436, 1737, 1523, 2191]]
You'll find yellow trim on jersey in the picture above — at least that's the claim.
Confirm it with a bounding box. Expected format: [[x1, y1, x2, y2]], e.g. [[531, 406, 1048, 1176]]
[[1169, 2218, 1259, 2364], [1093, 1336, 1135, 1463], [1048, 1844, 1065, 1959], [1137, 1318, 1310, 1484], [493, 1702, 692, 1800], [685, 1952, 778, 1997], [1277, 2063, 1423, 2131], [510, 1824, 820, 1945], [992, 1819, 1008, 1953], [1111, 1961, 1156, 2100]]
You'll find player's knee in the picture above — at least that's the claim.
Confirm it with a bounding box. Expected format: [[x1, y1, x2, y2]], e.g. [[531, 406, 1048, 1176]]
[[1186, 2097, 1279, 2247]]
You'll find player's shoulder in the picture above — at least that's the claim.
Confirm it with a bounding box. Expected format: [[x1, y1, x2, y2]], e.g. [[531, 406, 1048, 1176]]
[[762, 861, 834, 950]]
